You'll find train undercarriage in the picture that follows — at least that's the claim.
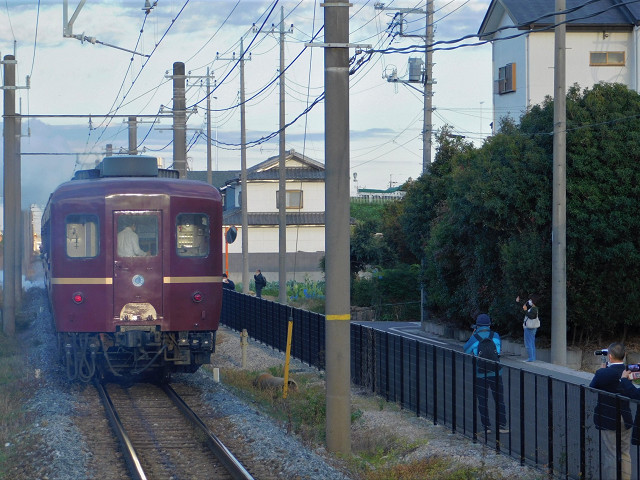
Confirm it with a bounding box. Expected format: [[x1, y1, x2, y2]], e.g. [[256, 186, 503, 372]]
[[57, 328, 216, 382]]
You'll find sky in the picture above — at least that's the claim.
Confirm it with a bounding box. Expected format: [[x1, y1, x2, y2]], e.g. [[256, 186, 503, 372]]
[[0, 0, 493, 208]]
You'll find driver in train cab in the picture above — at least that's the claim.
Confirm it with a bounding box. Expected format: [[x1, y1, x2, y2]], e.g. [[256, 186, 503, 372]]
[[117, 221, 149, 257]]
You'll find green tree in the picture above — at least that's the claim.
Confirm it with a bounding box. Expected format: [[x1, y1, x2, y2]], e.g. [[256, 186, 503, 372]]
[[398, 83, 640, 341]]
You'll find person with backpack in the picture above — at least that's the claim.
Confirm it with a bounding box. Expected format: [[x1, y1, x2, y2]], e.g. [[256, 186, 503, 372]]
[[463, 313, 508, 434]]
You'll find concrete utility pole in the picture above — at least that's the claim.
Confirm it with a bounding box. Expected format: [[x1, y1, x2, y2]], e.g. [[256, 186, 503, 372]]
[[206, 67, 216, 185], [128, 117, 138, 155], [2, 55, 17, 335], [376, 2, 434, 173], [323, 0, 352, 454], [15, 113, 22, 306], [551, 0, 567, 365], [423, 0, 434, 173], [217, 46, 251, 291], [277, 6, 292, 304], [240, 41, 250, 293], [172, 62, 187, 178], [376, 3, 434, 328], [254, 10, 293, 303]]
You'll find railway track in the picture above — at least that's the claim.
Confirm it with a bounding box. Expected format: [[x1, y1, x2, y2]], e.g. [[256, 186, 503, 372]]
[[94, 380, 254, 480]]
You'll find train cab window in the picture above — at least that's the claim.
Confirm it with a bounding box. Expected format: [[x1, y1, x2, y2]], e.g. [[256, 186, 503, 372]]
[[117, 215, 158, 257], [66, 214, 99, 258], [176, 213, 210, 257]]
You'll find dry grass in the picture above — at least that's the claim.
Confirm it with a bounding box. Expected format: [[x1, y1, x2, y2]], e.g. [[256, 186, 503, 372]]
[[0, 289, 47, 479], [0, 335, 39, 478], [220, 366, 328, 444], [217, 363, 531, 480]]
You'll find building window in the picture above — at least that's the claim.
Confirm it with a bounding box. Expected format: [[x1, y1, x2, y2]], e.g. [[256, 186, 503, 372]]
[[276, 190, 303, 209], [176, 213, 210, 257], [496, 63, 516, 94], [590, 51, 625, 66], [66, 214, 99, 258]]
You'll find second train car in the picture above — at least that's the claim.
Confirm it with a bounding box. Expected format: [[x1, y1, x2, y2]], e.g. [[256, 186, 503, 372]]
[[41, 155, 223, 381]]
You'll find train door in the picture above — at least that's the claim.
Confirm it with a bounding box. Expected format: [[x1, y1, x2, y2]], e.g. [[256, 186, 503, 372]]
[[113, 211, 163, 322]]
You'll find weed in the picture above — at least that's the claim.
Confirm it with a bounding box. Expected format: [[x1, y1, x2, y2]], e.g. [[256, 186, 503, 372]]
[[0, 330, 40, 480]]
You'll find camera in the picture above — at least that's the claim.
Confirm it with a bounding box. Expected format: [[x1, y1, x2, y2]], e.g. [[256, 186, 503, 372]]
[[594, 349, 608, 356], [628, 364, 640, 372]]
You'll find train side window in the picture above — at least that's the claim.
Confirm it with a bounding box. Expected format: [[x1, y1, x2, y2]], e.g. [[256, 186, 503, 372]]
[[66, 214, 99, 258], [176, 213, 210, 257]]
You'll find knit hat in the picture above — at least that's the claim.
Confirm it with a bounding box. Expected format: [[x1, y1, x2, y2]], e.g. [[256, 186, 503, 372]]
[[475, 314, 491, 327]]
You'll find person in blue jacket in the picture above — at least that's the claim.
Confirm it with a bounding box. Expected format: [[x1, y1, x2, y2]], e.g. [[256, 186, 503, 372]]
[[463, 313, 508, 434]]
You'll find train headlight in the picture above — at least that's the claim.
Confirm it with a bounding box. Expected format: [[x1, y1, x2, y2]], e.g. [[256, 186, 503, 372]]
[[192, 291, 203, 303], [72, 292, 84, 304]]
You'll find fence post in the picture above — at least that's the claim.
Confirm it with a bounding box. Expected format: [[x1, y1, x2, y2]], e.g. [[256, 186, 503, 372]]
[[580, 385, 586, 480], [472, 356, 477, 440], [432, 346, 438, 425], [451, 351, 456, 433], [548, 376, 554, 475], [416, 341, 421, 418], [520, 369, 525, 465]]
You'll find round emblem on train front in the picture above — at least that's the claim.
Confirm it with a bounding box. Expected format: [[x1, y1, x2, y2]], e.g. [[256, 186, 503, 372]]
[[132, 274, 145, 287]]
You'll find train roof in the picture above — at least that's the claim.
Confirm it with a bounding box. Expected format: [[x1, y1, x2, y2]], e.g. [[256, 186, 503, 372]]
[[73, 155, 179, 180], [48, 156, 221, 205]]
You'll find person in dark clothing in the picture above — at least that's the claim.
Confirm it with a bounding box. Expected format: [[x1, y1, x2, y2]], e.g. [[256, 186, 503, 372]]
[[621, 367, 640, 459], [590, 342, 633, 480], [222, 273, 235, 291], [516, 294, 540, 362], [254, 269, 266, 298], [463, 313, 508, 435]]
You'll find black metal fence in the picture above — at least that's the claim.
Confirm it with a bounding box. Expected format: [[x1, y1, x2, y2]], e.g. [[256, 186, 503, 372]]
[[220, 291, 640, 480], [221, 290, 326, 369]]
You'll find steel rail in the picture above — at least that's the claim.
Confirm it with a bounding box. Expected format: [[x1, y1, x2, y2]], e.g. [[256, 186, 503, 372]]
[[161, 383, 255, 480], [93, 380, 147, 480]]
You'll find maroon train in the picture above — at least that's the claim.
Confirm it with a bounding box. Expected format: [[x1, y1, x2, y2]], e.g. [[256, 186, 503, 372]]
[[41, 155, 223, 381]]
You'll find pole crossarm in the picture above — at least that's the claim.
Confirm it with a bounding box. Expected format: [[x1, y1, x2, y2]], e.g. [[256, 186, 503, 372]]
[[305, 43, 371, 49]]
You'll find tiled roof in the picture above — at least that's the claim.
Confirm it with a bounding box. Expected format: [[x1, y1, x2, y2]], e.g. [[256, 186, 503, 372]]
[[250, 149, 324, 173], [186, 170, 240, 188], [247, 168, 325, 181], [223, 210, 325, 226], [479, 0, 640, 38]]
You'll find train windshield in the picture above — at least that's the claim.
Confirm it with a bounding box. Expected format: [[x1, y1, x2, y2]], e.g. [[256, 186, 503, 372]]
[[116, 214, 159, 257], [176, 213, 210, 257]]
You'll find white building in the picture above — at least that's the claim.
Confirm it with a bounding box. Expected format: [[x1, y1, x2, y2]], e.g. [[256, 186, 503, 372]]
[[219, 149, 326, 281], [479, 0, 640, 128]]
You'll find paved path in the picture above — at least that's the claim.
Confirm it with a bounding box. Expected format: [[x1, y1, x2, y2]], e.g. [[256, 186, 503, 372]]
[[354, 321, 595, 385]]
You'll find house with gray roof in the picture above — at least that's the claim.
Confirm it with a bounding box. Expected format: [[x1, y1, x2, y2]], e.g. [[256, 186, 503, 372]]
[[479, 0, 640, 129], [216, 149, 326, 281]]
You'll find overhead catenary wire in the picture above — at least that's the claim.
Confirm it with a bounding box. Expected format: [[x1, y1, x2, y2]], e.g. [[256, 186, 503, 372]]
[[13, 0, 637, 169]]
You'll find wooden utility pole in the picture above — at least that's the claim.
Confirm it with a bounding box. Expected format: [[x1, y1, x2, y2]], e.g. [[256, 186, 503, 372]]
[[551, 0, 567, 365]]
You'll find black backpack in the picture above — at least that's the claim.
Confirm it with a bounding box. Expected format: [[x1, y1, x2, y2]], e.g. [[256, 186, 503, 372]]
[[474, 332, 499, 373]]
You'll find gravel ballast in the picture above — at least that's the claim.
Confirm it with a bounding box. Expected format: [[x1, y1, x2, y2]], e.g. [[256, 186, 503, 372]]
[[9, 287, 543, 479]]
